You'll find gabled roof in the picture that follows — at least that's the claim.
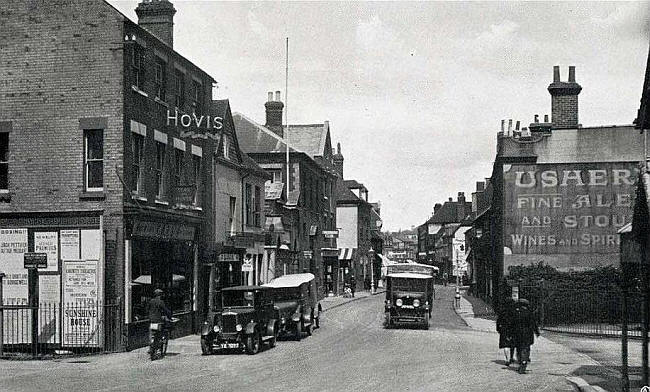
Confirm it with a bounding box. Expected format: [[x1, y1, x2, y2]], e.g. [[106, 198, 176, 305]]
[[336, 180, 362, 204], [233, 112, 297, 154], [213, 100, 243, 165], [426, 201, 472, 224], [285, 123, 329, 158], [241, 153, 271, 179], [343, 179, 367, 191]]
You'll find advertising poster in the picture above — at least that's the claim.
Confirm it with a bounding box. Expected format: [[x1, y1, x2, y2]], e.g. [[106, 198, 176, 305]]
[[60, 230, 80, 260], [38, 275, 61, 344], [35, 232, 59, 272], [0, 228, 30, 342], [62, 260, 100, 347]]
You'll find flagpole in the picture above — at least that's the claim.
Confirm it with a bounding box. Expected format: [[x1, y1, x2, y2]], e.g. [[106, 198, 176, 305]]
[[285, 37, 290, 194]]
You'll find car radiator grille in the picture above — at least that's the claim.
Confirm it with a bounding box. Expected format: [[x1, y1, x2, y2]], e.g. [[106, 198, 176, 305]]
[[222, 314, 238, 333]]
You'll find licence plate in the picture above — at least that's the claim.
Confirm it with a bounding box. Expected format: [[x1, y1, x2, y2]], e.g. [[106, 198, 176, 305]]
[[220, 343, 239, 349]]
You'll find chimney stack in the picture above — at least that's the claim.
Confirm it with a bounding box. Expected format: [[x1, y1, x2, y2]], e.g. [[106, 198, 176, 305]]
[[333, 142, 344, 179], [476, 181, 485, 192], [457, 192, 466, 221], [434, 203, 442, 214], [135, 0, 177, 48], [548, 65, 582, 129], [264, 91, 284, 137]]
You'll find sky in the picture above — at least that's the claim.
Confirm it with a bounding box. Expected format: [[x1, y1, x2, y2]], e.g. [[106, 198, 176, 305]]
[[109, 0, 650, 232]]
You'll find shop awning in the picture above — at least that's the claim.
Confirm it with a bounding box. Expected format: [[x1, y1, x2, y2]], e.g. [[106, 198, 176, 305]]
[[338, 248, 356, 260], [131, 274, 186, 285], [265, 216, 284, 232]]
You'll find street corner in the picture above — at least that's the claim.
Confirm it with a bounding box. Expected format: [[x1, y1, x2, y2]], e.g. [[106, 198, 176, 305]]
[[566, 375, 611, 392]]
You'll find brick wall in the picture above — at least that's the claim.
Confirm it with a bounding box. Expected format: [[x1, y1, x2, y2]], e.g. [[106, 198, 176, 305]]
[[551, 94, 579, 129]]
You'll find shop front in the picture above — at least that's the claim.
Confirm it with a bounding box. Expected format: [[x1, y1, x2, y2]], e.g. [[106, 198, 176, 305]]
[[124, 216, 200, 349]]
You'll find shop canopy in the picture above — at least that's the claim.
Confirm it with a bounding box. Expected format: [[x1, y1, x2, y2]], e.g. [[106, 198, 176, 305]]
[[338, 248, 356, 260], [132, 274, 186, 285]]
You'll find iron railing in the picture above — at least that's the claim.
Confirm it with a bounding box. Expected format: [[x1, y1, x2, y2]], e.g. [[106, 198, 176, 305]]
[[1, 300, 123, 358], [518, 285, 643, 337]]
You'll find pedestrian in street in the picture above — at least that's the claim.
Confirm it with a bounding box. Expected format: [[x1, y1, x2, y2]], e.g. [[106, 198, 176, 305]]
[[511, 298, 540, 374], [443, 272, 448, 286], [496, 298, 516, 366], [350, 276, 355, 298]]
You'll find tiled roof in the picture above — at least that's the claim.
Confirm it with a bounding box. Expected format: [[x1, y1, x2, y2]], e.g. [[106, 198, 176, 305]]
[[233, 113, 297, 154], [285, 124, 328, 158], [241, 153, 271, 179], [427, 201, 472, 224], [343, 179, 367, 191], [336, 180, 361, 204]]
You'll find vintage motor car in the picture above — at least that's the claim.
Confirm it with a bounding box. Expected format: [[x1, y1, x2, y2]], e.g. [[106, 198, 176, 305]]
[[200, 286, 278, 355], [263, 273, 320, 340], [384, 272, 434, 329]]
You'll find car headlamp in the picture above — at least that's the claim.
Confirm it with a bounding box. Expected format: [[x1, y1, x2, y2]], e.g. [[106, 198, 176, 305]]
[[235, 324, 243, 332], [213, 325, 220, 333], [292, 313, 301, 322], [395, 298, 403, 307], [413, 299, 420, 307]]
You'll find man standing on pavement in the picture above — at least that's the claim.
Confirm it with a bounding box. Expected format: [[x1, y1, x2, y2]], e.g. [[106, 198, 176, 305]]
[[512, 298, 540, 374]]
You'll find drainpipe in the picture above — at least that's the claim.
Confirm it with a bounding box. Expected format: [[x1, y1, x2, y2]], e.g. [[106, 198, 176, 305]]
[[241, 170, 251, 285]]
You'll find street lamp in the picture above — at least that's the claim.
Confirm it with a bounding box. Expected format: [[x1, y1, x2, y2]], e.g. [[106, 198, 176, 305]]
[[368, 247, 375, 294]]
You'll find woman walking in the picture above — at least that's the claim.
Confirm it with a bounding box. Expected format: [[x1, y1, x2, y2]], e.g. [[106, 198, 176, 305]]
[[496, 297, 516, 366]]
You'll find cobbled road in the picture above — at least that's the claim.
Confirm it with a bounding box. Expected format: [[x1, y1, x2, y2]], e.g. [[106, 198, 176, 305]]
[[0, 286, 590, 392]]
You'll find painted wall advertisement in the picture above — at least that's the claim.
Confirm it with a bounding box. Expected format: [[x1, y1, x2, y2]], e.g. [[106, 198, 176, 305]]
[[504, 162, 638, 255]]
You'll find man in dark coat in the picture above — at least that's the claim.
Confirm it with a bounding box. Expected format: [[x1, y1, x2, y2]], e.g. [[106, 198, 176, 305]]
[[511, 298, 540, 374], [496, 298, 516, 366]]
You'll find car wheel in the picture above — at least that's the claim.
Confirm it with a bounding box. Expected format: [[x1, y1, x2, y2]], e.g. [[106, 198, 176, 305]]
[[268, 327, 278, 348], [424, 312, 430, 330], [245, 333, 260, 355], [306, 321, 313, 336], [295, 321, 303, 341], [201, 337, 212, 355]]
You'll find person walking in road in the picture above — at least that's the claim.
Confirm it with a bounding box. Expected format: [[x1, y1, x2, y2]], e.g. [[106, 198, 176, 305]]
[[350, 276, 355, 298], [496, 297, 516, 366], [511, 298, 540, 374]]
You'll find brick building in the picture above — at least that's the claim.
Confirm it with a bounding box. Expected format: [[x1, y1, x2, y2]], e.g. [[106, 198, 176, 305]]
[[0, 0, 254, 349], [233, 93, 339, 298], [476, 66, 645, 305]]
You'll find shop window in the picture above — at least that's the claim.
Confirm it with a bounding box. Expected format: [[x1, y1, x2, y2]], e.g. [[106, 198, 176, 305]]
[[131, 240, 194, 322], [191, 79, 203, 115], [174, 69, 185, 109], [83, 129, 103, 191], [155, 141, 165, 198], [0, 132, 9, 191], [192, 154, 201, 205], [154, 57, 167, 101], [131, 44, 145, 91], [131, 133, 145, 194], [268, 169, 281, 183]]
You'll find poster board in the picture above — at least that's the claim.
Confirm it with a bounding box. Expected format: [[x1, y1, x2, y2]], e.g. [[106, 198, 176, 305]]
[[34, 232, 59, 271], [38, 275, 61, 344], [0, 228, 30, 342]]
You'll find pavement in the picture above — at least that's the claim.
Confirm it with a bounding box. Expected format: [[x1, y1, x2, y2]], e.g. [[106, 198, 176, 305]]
[[320, 288, 385, 312], [456, 293, 639, 392]]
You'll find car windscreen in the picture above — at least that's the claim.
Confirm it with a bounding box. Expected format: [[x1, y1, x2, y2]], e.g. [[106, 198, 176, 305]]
[[222, 290, 255, 307], [392, 278, 427, 292], [272, 287, 301, 300]]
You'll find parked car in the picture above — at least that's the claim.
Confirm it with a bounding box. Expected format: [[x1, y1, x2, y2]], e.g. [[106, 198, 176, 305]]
[[384, 272, 434, 329], [264, 273, 320, 340], [200, 286, 278, 355]]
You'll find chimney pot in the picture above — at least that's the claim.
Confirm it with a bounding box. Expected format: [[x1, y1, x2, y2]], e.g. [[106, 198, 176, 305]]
[[534, 114, 539, 123], [449, 197, 453, 202], [501, 119, 505, 132], [553, 65, 560, 82], [515, 121, 520, 131], [135, 0, 177, 48], [275, 91, 281, 101], [544, 114, 549, 123], [267, 92, 273, 102], [568, 66, 576, 83], [476, 181, 485, 192], [507, 119, 513, 134]]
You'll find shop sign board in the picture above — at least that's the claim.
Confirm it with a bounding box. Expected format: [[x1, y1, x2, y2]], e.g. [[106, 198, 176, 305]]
[[242, 258, 253, 272], [323, 230, 339, 239], [503, 162, 638, 254], [23, 252, 47, 269], [63, 260, 101, 347], [303, 250, 313, 259], [173, 184, 196, 206], [132, 220, 195, 242], [218, 253, 240, 262]]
